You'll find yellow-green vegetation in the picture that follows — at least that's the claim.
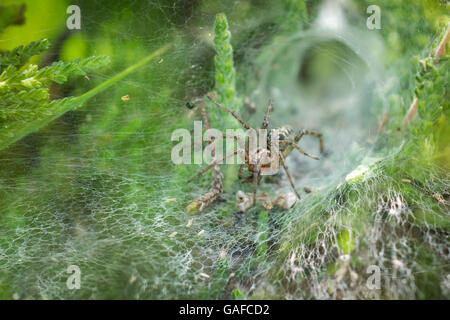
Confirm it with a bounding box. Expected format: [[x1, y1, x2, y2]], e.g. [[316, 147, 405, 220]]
[[0, 0, 448, 300]]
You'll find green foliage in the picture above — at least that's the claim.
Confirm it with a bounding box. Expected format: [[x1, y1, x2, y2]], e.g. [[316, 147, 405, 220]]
[[263, 9, 450, 298], [209, 13, 242, 191], [231, 288, 246, 300], [0, 38, 110, 148], [0, 37, 170, 151], [356, 0, 445, 59], [336, 229, 355, 255], [212, 13, 238, 116], [0, 0, 448, 300], [282, 0, 308, 33], [0, 39, 51, 72]]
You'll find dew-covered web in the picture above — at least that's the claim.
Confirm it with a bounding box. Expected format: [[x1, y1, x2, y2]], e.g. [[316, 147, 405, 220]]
[[0, 0, 448, 300]]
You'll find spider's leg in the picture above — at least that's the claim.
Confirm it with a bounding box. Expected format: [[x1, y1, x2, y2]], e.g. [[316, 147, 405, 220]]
[[295, 129, 324, 154], [206, 94, 251, 130], [279, 141, 320, 160], [261, 99, 273, 129], [188, 150, 239, 182], [252, 164, 261, 206], [238, 163, 245, 179], [279, 152, 301, 199], [252, 171, 258, 206], [201, 106, 217, 154], [203, 134, 247, 166], [186, 106, 225, 213], [201, 106, 223, 180], [203, 134, 242, 151], [242, 173, 262, 184]]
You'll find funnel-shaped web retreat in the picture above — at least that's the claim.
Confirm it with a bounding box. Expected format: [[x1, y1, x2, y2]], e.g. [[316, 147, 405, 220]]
[[0, 0, 448, 299]]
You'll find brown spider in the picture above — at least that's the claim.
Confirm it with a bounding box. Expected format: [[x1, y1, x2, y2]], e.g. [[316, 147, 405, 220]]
[[188, 94, 324, 209]]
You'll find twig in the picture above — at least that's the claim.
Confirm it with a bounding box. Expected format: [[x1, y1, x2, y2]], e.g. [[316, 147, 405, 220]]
[[402, 96, 418, 127], [434, 24, 450, 60]]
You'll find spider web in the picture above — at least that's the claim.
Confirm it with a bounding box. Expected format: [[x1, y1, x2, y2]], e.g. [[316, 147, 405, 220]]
[[0, 0, 448, 300]]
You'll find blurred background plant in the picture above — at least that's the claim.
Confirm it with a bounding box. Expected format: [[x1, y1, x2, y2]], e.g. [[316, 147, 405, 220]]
[[0, 0, 448, 299]]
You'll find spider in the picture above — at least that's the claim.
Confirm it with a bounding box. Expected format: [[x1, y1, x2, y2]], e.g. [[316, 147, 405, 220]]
[[188, 93, 324, 208]]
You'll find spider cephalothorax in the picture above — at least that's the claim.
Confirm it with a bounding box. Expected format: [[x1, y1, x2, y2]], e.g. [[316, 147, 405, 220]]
[[269, 125, 324, 158], [188, 94, 324, 210]]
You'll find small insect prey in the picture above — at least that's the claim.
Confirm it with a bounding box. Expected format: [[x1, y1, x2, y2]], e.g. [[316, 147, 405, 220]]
[[188, 94, 324, 211]]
